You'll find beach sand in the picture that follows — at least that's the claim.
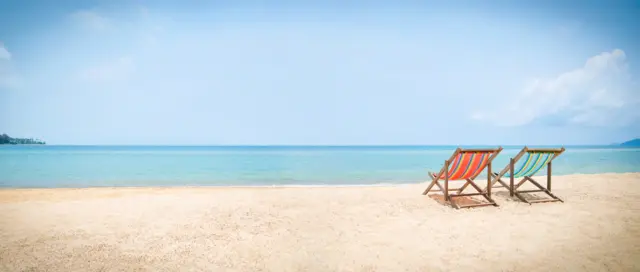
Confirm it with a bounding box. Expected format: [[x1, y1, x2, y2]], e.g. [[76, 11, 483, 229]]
[[1, 173, 639, 272]]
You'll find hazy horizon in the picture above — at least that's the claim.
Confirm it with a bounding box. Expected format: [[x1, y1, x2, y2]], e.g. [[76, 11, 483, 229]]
[[2, 1, 639, 145], [0, 143, 634, 147]]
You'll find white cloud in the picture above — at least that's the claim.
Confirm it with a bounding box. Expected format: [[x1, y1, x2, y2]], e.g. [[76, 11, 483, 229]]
[[71, 10, 111, 31], [472, 49, 639, 127], [79, 57, 136, 83], [0, 43, 20, 89]]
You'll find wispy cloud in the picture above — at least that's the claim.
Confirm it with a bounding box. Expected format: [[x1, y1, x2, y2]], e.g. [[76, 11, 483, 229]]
[[472, 49, 639, 127], [71, 10, 111, 31], [137, 6, 165, 46], [0, 42, 11, 60], [0, 43, 20, 89], [69, 7, 164, 84], [0, 44, 11, 60], [70, 6, 165, 47], [556, 21, 583, 37], [79, 57, 136, 83]]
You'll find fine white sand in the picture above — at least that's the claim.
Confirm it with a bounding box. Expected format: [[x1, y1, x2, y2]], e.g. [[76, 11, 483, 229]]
[[1, 173, 639, 272]]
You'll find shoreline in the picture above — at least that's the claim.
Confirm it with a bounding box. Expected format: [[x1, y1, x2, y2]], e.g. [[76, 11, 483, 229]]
[[1, 172, 638, 191]]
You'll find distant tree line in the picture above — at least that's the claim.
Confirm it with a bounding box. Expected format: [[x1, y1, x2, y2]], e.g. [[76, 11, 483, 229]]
[[0, 134, 46, 145]]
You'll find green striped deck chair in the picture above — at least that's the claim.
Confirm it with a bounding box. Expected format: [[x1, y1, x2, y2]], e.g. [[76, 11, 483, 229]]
[[487, 147, 565, 204], [423, 147, 503, 209]]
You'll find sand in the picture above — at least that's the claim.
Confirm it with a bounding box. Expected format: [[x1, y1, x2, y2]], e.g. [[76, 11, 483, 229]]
[[1, 173, 639, 272]]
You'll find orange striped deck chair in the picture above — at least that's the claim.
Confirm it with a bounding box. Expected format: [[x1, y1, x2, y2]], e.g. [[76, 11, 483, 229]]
[[422, 147, 503, 209], [486, 147, 565, 204]]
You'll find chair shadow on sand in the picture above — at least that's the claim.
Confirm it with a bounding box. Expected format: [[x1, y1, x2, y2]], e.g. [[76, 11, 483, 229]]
[[429, 191, 555, 207], [428, 194, 487, 208], [492, 191, 552, 203]]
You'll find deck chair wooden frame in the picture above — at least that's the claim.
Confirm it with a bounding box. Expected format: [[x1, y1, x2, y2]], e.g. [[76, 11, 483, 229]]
[[422, 147, 503, 209], [485, 147, 565, 204]]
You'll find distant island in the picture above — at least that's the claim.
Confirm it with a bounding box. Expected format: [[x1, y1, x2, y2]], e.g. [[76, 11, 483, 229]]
[[0, 134, 46, 145], [619, 138, 640, 147]]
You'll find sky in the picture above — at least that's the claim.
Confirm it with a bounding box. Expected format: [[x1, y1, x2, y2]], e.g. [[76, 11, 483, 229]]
[[1, 0, 639, 145]]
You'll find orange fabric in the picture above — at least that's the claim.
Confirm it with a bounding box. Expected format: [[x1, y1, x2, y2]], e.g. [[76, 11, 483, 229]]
[[464, 153, 491, 179], [432, 152, 493, 180]]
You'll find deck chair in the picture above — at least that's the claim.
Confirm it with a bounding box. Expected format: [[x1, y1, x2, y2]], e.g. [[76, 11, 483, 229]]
[[486, 147, 565, 204], [422, 147, 503, 209]]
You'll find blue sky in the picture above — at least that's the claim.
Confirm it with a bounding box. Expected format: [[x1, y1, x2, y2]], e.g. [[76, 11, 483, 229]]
[[1, 0, 639, 145]]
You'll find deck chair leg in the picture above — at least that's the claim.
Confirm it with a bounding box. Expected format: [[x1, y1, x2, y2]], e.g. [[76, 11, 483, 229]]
[[456, 179, 472, 194], [424, 171, 459, 207], [434, 180, 446, 194], [488, 173, 500, 187], [496, 178, 510, 189], [423, 174, 447, 195], [424, 172, 465, 209], [509, 158, 515, 197], [486, 162, 491, 198], [514, 177, 528, 190], [513, 176, 564, 204], [452, 179, 479, 209], [547, 161, 552, 191], [524, 177, 564, 203], [449, 178, 498, 208], [466, 179, 498, 206], [422, 176, 439, 195], [455, 178, 476, 194], [512, 178, 532, 204], [481, 173, 510, 194]]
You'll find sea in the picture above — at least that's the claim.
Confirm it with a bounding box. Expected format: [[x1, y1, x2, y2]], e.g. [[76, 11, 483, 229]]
[[1, 145, 639, 188]]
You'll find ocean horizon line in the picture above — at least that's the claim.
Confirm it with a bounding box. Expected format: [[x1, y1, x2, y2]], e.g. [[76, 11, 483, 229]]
[[1, 144, 622, 148]]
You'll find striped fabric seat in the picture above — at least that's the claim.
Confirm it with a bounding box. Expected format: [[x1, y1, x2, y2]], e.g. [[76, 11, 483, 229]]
[[431, 152, 492, 180], [504, 151, 555, 178]]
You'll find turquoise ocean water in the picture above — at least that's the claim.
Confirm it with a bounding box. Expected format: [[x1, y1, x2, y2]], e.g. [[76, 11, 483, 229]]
[[0, 145, 639, 188]]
